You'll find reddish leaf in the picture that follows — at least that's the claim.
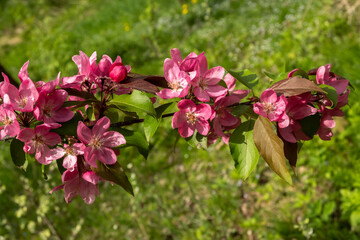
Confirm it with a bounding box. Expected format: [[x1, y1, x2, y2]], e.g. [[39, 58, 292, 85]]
[[120, 79, 159, 94], [270, 76, 325, 97], [253, 116, 292, 185]]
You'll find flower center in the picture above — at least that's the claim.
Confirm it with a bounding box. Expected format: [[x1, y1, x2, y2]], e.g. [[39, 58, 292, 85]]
[[65, 147, 75, 156], [168, 81, 180, 91], [89, 137, 103, 149], [198, 77, 208, 90], [186, 112, 197, 125], [17, 96, 28, 108], [263, 102, 275, 114], [2, 117, 13, 126], [34, 135, 44, 147]]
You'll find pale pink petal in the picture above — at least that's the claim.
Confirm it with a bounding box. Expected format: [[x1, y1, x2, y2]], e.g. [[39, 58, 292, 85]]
[[50, 184, 64, 194], [97, 147, 117, 165], [156, 88, 181, 99], [82, 171, 100, 184], [18, 61, 30, 82], [73, 143, 86, 155], [193, 87, 210, 102], [178, 123, 195, 138], [195, 117, 210, 136], [79, 180, 99, 204], [195, 103, 212, 120], [260, 89, 277, 103], [224, 73, 236, 92], [17, 128, 35, 142], [206, 85, 228, 98], [43, 132, 61, 146], [63, 154, 77, 171], [77, 122, 92, 145], [92, 116, 110, 137], [203, 66, 225, 85], [177, 99, 196, 112], [102, 131, 126, 148], [170, 48, 182, 65], [84, 147, 98, 167], [164, 58, 180, 83], [197, 53, 207, 75]]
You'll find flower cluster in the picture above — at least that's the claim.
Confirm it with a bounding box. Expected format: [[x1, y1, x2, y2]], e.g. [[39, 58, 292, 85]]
[[253, 65, 350, 143], [157, 49, 250, 145], [0, 48, 352, 204], [0, 51, 129, 204]]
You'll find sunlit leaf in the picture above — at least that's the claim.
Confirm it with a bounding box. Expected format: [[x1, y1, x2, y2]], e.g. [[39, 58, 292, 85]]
[[227, 69, 258, 89], [253, 116, 292, 185], [111, 90, 156, 117], [185, 132, 207, 150], [229, 120, 259, 180]]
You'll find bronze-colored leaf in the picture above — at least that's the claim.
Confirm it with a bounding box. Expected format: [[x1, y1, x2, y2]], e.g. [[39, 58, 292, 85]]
[[120, 79, 159, 94], [270, 76, 325, 97], [126, 73, 168, 88], [253, 116, 292, 185]]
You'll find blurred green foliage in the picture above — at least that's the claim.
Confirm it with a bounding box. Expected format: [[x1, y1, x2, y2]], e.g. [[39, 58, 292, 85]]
[[0, 0, 360, 239]]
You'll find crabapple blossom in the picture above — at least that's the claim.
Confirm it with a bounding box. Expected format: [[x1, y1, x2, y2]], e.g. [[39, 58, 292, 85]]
[[17, 123, 63, 164], [56, 143, 86, 172], [172, 99, 212, 138], [50, 166, 100, 204], [253, 89, 286, 122], [77, 116, 126, 167], [0, 105, 20, 140], [157, 58, 190, 99]]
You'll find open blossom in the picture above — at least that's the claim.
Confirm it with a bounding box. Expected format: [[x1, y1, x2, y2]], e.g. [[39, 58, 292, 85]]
[[33, 90, 74, 123], [50, 166, 100, 204], [278, 94, 318, 143], [316, 64, 349, 95], [157, 58, 190, 99], [77, 116, 126, 167], [211, 91, 249, 143], [170, 48, 204, 72], [253, 89, 286, 122], [172, 100, 212, 138], [17, 123, 63, 164], [55, 143, 86, 172], [1, 72, 39, 112], [191, 54, 228, 102], [0, 105, 20, 140], [61, 51, 98, 90]]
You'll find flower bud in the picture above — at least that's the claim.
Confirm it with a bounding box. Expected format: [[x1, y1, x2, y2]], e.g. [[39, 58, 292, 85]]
[[109, 62, 127, 82]]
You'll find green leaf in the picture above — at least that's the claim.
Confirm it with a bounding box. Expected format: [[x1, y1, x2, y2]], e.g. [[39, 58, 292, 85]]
[[227, 69, 258, 89], [110, 127, 149, 159], [52, 112, 83, 137], [264, 71, 278, 80], [86, 107, 96, 121], [185, 132, 207, 150], [253, 116, 292, 185], [111, 90, 156, 117], [300, 113, 321, 139], [229, 120, 259, 180], [10, 138, 26, 167], [92, 161, 134, 196], [144, 102, 174, 142], [319, 84, 338, 108]]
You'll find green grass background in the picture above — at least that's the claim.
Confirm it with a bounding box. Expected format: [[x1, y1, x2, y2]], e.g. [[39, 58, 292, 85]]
[[0, 0, 360, 239]]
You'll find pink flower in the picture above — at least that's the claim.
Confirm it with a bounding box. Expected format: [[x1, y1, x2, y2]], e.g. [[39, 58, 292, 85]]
[[316, 64, 349, 95], [211, 91, 249, 143], [157, 58, 190, 99], [172, 100, 212, 138], [253, 89, 286, 122], [61, 51, 98, 89], [1, 79, 39, 112], [170, 48, 204, 72], [17, 124, 62, 164], [278, 94, 318, 143], [317, 106, 344, 140], [0, 105, 20, 140], [56, 143, 86, 172], [191, 54, 227, 102], [50, 167, 100, 204], [33, 90, 74, 123], [77, 116, 126, 167]]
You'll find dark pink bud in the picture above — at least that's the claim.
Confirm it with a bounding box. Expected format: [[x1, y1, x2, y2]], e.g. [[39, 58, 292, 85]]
[[109, 62, 127, 82]]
